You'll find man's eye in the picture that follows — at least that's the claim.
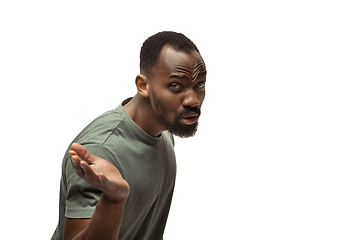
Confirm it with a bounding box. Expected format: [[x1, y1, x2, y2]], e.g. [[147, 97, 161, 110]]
[[195, 81, 206, 89], [170, 83, 182, 90]]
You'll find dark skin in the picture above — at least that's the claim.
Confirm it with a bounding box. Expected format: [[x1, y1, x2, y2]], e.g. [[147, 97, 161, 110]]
[[125, 45, 206, 136], [64, 143, 130, 240], [64, 45, 206, 240]]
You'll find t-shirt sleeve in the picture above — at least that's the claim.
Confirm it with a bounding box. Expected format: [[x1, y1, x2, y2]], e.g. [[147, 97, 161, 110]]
[[64, 143, 118, 219]]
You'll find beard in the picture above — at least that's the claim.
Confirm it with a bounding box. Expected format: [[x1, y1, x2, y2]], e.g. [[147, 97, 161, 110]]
[[152, 91, 200, 138]]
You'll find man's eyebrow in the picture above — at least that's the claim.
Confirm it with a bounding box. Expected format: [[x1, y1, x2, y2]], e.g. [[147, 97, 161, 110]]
[[170, 68, 192, 80], [169, 74, 188, 79]]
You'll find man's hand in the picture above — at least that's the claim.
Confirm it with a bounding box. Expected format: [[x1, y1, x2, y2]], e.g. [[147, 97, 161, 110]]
[[65, 143, 130, 240], [69, 143, 130, 202]]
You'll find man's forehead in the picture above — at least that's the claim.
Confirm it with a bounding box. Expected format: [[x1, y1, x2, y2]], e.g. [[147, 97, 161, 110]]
[[158, 46, 206, 79]]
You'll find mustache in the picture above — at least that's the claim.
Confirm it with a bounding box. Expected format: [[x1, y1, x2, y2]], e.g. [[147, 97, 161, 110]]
[[177, 106, 201, 118]]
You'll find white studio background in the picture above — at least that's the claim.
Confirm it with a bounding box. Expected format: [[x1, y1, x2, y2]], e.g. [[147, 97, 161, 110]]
[[1, 1, 359, 239]]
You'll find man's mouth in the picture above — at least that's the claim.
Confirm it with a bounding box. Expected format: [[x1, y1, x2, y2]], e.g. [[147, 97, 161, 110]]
[[180, 113, 199, 125], [181, 112, 199, 119], [177, 107, 201, 126]]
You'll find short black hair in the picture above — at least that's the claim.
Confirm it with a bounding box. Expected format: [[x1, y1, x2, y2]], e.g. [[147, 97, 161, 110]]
[[140, 31, 200, 77]]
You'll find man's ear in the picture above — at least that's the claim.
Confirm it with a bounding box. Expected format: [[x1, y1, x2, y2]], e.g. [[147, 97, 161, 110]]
[[135, 74, 150, 97]]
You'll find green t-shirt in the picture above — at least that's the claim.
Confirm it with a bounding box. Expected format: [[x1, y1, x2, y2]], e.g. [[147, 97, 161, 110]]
[[51, 103, 177, 240]]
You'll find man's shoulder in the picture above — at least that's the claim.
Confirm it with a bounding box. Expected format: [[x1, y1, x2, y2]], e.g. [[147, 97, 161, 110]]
[[90, 105, 125, 128], [73, 105, 126, 145]]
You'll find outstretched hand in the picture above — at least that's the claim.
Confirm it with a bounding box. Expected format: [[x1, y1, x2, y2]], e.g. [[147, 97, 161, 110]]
[[69, 143, 130, 202]]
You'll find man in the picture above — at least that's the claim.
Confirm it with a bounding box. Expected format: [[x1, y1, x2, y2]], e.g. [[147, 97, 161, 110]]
[[51, 31, 207, 240]]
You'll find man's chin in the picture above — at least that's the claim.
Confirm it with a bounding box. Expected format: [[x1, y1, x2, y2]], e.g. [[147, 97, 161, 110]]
[[167, 121, 198, 138]]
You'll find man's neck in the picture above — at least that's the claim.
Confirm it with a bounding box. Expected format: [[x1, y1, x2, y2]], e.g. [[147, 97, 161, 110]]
[[123, 93, 165, 137]]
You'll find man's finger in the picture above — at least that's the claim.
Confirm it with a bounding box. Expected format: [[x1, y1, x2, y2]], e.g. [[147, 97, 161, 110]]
[[71, 143, 96, 164], [70, 154, 85, 179], [79, 160, 103, 188]]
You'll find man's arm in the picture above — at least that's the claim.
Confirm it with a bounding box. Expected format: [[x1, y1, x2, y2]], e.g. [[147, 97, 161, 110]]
[[64, 143, 130, 240]]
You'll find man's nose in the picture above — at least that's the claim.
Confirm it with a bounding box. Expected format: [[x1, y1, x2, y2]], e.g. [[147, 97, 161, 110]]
[[183, 90, 200, 108]]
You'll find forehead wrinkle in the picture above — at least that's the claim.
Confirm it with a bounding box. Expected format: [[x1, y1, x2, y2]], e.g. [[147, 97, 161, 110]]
[[192, 61, 206, 81], [174, 67, 192, 79], [172, 60, 206, 82]]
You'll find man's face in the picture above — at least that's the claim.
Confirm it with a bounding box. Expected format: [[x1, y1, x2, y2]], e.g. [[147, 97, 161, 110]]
[[148, 45, 207, 138]]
